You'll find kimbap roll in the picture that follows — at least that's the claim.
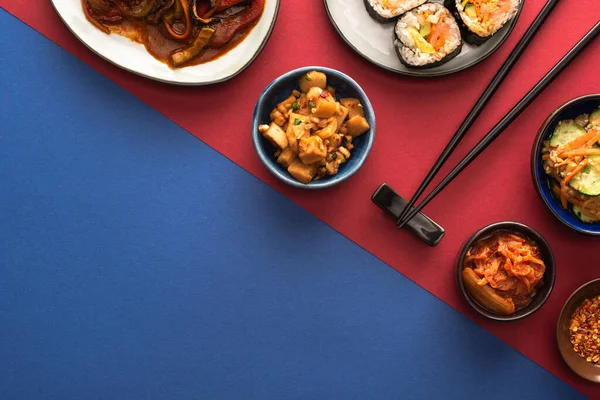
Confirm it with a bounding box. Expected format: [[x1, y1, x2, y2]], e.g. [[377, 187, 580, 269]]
[[394, 3, 462, 69], [364, 0, 428, 23], [445, 0, 520, 45]]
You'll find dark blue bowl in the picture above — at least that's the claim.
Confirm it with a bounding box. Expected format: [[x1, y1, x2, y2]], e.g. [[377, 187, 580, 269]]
[[252, 66, 375, 189], [531, 94, 600, 236]]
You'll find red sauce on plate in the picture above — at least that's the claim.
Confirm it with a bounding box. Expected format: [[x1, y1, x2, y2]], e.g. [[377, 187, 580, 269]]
[[83, 0, 264, 68]]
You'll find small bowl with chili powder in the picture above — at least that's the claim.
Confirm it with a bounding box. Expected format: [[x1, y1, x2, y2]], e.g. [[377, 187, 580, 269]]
[[457, 221, 556, 322], [557, 279, 600, 383]]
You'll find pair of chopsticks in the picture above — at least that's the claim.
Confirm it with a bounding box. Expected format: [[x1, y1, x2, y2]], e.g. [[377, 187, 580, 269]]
[[396, 0, 600, 229]]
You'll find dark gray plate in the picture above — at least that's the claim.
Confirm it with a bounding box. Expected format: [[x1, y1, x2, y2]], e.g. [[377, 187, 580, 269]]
[[323, 0, 524, 77]]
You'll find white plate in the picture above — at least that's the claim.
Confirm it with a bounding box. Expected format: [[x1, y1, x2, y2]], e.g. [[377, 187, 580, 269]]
[[52, 0, 280, 85], [323, 0, 523, 77]]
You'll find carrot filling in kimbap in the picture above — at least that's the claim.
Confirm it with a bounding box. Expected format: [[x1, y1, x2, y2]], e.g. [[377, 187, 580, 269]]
[[457, 0, 519, 37], [395, 3, 461, 68], [416, 11, 452, 51], [364, 0, 427, 22]]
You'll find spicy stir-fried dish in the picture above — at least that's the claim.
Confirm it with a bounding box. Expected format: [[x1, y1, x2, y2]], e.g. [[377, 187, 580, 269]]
[[542, 108, 600, 223], [462, 231, 546, 316], [258, 71, 370, 184], [83, 0, 264, 68]]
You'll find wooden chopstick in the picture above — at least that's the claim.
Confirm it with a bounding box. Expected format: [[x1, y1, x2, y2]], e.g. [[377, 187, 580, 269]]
[[396, 0, 561, 224], [397, 21, 600, 229]]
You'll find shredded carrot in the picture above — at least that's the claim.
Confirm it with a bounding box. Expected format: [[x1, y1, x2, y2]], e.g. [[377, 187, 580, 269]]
[[564, 159, 590, 185], [583, 131, 600, 148], [544, 118, 600, 215], [559, 183, 569, 209], [434, 23, 450, 51], [552, 184, 585, 208], [427, 21, 438, 46], [567, 131, 599, 149], [560, 148, 600, 158], [467, 0, 506, 22], [552, 185, 562, 199]]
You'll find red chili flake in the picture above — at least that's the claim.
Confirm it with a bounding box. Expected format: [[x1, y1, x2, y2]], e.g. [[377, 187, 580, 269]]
[[570, 295, 600, 364]]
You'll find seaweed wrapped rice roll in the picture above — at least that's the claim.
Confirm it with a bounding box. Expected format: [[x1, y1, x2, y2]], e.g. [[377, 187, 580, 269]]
[[445, 0, 520, 45], [394, 3, 462, 69], [364, 0, 428, 23]]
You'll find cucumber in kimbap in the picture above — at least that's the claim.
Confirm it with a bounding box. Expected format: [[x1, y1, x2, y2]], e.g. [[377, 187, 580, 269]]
[[445, 0, 521, 45], [394, 3, 462, 69], [364, 0, 428, 23]]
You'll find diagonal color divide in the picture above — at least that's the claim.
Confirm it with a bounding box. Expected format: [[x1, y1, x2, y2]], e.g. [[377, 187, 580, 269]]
[[0, 13, 585, 398], [1, 1, 599, 397]]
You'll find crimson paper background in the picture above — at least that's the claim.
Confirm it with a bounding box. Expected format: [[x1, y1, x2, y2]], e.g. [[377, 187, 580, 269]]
[[2, 0, 599, 396]]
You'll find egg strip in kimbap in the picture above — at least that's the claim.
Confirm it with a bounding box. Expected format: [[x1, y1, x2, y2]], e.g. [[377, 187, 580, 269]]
[[364, 0, 428, 23], [394, 3, 462, 69], [445, 0, 520, 45]]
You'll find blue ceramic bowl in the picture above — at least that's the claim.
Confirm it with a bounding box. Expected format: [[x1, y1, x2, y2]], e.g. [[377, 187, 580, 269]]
[[531, 94, 600, 236], [252, 66, 375, 189]]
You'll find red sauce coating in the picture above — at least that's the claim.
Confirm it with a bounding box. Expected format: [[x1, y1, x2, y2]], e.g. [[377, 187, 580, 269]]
[[83, 0, 264, 68]]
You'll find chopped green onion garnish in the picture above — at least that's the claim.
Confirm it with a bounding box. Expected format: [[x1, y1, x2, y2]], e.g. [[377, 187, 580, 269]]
[[294, 119, 302, 125], [332, 153, 337, 160], [292, 102, 300, 110], [306, 74, 312, 81], [308, 101, 315, 109]]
